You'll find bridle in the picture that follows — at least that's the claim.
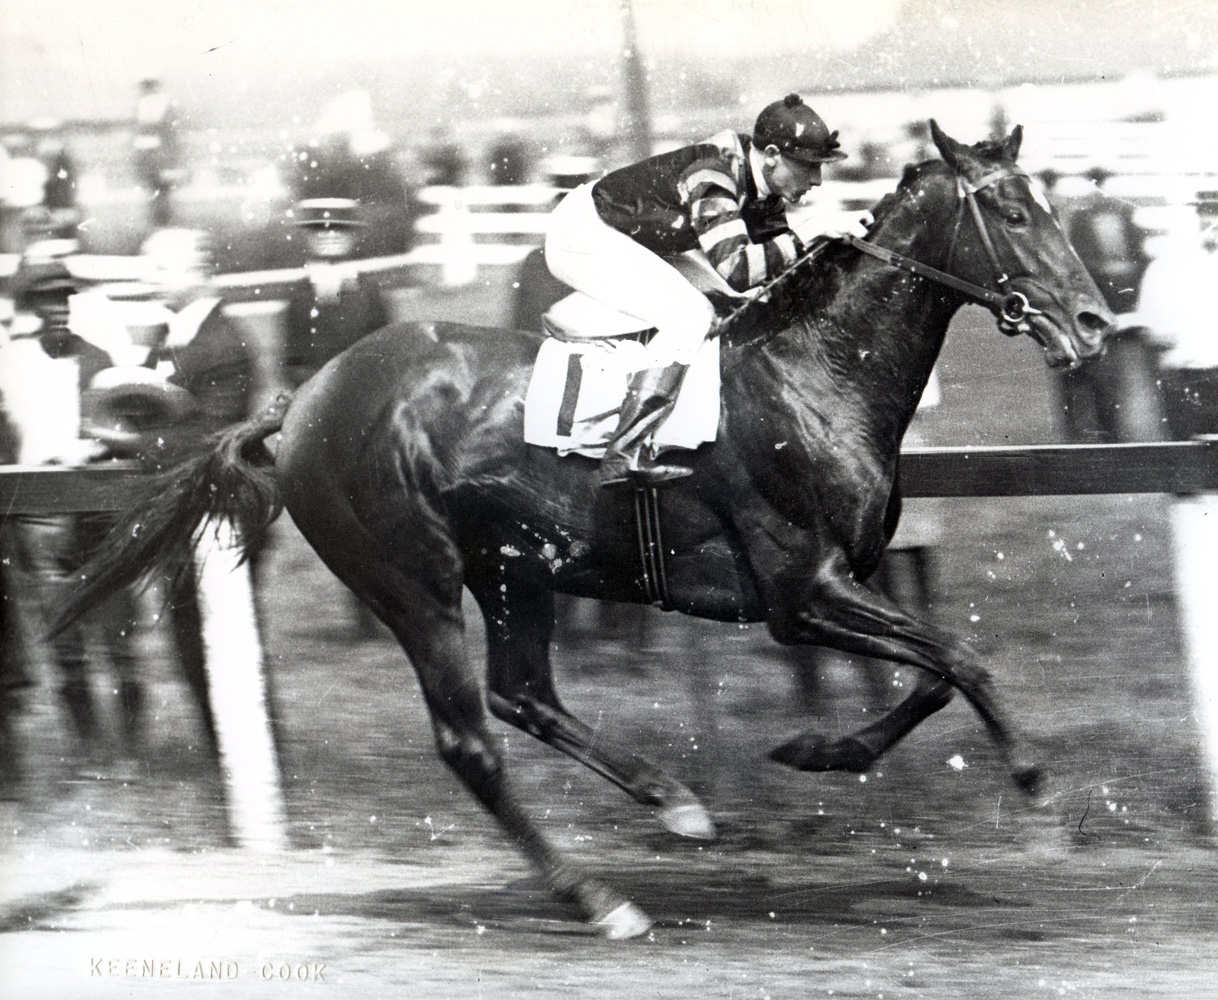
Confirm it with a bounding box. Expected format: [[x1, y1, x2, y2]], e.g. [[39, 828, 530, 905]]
[[721, 164, 1044, 338], [844, 168, 1043, 335]]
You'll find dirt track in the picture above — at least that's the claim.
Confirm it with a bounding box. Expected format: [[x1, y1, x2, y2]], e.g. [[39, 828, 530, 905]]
[[3, 296, 1217, 997], [4, 489, 1217, 998]]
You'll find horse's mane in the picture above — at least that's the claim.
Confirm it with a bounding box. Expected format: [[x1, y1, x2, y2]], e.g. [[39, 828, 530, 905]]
[[722, 138, 1013, 346]]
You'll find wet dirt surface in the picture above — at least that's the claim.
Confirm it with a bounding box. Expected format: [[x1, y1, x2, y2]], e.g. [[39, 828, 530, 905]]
[[3, 296, 1217, 997]]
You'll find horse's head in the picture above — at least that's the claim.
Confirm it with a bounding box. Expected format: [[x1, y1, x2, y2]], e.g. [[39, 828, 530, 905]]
[[927, 120, 1114, 368]]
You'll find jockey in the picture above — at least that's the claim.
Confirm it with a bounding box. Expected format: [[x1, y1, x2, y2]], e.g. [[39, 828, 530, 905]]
[[545, 93, 850, 487]]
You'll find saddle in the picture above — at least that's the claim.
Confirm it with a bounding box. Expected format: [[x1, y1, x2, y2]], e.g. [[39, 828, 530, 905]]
[[522, 253, 739, 457]]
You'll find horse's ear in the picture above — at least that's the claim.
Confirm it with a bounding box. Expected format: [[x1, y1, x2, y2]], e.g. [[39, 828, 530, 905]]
[[1002, 124, 1024, 161], [929, 119, 966, 171]]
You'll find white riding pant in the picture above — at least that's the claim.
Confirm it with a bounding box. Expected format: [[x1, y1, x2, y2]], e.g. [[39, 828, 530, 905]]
[[544, 182, 715, 368]]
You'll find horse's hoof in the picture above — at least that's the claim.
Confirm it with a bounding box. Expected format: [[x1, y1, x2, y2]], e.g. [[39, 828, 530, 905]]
[[1012, 763, 1046, 799], [769, 734, 874, 773], [658, 800, 716, 840], [593, 901, 653, 940]]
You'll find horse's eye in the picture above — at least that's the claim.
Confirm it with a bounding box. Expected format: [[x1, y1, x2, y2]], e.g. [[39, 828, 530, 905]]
[[1005, 210, 1028, 226]]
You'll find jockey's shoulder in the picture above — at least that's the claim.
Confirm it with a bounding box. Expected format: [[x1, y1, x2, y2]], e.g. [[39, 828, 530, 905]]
[[699, 129, 748, 162], [679, 131, 749, 200]]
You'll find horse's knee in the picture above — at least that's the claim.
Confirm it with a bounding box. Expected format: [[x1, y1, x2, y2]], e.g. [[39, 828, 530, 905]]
[[433, 723, 503, 784], [943, 656, 993, 701]]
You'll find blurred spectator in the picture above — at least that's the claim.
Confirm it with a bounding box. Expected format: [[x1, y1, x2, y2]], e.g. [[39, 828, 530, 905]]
[[487, 133, 531, 187], [280, 197, 392, 640], [0, 245, 257, 784], [287, 91, 415, 258], [0, 259, 143, 777], [1130, 197, 1218, 440], [1069, 167, 1150, 315], [1053, 167, 1161, 442], [123, 230, 263, 753], [24, 127, 82, 256], [1, 132, 49, 254], [0, 141, 11, 252], [132, 78, 184, 228], [420, 125, 468, 188], [40, 139, 77, 214], [282, 199, 391, 388], [125, 228, 257, 467], [0, 295, 34, 798], [0, 520, 30, 799]]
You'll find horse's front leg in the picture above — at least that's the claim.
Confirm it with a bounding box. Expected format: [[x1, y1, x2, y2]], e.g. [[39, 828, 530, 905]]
[[766, 560, 1043, 797]]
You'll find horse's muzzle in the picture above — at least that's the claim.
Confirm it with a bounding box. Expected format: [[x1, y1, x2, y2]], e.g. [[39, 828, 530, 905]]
[[1074, 308, 1114, 356]]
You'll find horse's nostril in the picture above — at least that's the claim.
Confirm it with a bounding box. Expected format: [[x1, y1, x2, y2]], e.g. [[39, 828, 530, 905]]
[[1077, 311, 1111, 345]]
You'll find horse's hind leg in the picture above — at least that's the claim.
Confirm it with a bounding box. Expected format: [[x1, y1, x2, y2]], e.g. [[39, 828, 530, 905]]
[[771, 669, 954, 772], [768, 561, 1042, 796], [469, 572, 713, 839], [293, 518, 651, 938]]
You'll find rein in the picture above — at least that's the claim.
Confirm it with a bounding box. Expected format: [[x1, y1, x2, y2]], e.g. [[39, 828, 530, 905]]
[[847, 170, 1042, 332], [719, 165, 1041, 343]]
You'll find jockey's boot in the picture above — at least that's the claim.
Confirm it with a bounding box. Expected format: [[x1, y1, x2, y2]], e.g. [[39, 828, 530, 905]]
[[599, 363, 693, 488]]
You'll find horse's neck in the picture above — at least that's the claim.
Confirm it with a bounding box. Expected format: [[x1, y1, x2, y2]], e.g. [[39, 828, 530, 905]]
[[777, 169, 963, 440]]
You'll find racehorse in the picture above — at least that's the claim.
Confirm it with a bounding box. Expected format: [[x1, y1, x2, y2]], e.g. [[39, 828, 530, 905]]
[[58, 122, 1113, 937]]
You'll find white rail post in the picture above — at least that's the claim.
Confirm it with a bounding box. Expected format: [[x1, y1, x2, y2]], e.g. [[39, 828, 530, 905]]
[[437, 187, 477, 287], [193, 520, 288, 851], [1169, 440, 1218, 830]]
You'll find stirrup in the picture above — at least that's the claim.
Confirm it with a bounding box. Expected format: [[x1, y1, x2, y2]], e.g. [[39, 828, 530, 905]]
[[599, 455, 692, 489]]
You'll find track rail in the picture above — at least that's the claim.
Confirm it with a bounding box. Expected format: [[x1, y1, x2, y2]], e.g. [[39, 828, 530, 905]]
[[3, 440, 1217, 515]]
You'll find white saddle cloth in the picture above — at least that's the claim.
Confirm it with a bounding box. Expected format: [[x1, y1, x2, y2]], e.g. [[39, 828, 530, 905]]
[[524, 250, 738, 457], [523, 334, 720, 458]]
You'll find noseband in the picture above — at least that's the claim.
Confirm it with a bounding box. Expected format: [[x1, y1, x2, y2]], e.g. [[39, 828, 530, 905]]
[[843, 168, 1041, 334]]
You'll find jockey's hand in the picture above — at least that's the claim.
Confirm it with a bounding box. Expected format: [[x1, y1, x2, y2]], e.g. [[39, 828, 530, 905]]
[[795, 209, 873, 243], [819, 210, 873, 241]]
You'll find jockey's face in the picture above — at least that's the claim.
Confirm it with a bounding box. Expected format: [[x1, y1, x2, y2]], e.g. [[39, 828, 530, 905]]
[[763, 146, 823, 204]]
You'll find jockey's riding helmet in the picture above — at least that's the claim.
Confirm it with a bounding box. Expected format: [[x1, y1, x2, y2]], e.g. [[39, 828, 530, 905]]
[[753, 94, 847, 164]]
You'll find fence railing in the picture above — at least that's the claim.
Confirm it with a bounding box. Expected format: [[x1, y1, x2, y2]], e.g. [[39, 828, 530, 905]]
[[3, 171, 1203, 293], [6, 440, 1218, 512], [7, 438, 1218, 837]]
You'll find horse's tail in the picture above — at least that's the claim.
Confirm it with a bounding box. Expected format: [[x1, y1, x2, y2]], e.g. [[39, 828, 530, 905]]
[[51, 392, 294, 637]]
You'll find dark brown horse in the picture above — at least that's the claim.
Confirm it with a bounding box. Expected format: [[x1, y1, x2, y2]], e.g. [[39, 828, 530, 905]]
[[59, 123, 1112, 936]]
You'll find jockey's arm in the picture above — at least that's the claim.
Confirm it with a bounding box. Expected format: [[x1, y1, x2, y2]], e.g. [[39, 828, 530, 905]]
[[685, 163, 801, 293]]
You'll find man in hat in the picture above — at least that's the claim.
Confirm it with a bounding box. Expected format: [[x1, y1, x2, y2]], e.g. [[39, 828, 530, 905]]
[[282, 198, 390, 388], [2, 253, 254, 780], [0, 259, 141, 773], [1069, 166, 1150, 317], [132, 78, 183, 228], [545, 94, 862, 487], [1054, 166, 1158, 443]]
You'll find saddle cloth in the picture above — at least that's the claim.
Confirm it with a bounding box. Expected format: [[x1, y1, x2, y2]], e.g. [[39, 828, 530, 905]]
[[523, 251, 740, 457], [523, 332, 720, 458]]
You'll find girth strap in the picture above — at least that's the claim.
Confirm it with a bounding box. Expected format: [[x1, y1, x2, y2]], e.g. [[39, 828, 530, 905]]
[[632, 484, 673, 610]]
